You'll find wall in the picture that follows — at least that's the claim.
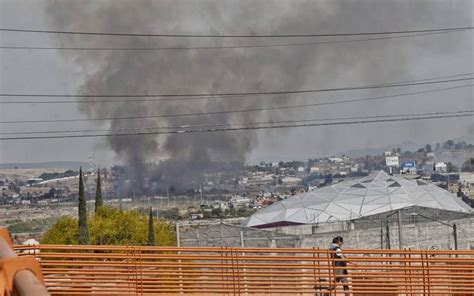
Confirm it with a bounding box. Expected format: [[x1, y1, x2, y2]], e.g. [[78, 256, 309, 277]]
[[180, 216, 474, 250], [301, 216, 474, 250], [180, 223, 301, 248]]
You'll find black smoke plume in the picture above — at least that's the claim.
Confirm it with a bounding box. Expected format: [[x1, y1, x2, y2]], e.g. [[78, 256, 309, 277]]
[[46, 0, 472, 193]]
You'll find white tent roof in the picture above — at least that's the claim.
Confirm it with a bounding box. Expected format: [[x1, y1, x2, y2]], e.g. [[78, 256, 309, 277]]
[[243, 170, 471, 228]]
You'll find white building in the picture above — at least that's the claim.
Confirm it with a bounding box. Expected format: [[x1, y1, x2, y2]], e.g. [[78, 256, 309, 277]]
[[329, 157, 343, 163], [230, 196, 251, 207], [281, 177, 302, 185], [435, 162, 447, 173]]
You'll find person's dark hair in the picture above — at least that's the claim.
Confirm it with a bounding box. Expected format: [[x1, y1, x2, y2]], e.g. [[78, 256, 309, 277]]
[[332, 236, 343, 244]]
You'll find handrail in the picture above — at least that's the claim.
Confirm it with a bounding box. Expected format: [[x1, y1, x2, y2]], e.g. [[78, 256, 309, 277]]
[[13, 244, 474, 295]]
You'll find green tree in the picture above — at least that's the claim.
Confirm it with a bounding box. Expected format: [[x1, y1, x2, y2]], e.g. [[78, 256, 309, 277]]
[[461, 158, 474, 172], [48, 188, 57, 198], [443, 140, 455, 150], [446, 162, 458, 173], [42, 216, 79, 245], [158, 208, 180, 220], [425, 144, 432, 153], [95, 168, 103, 213], [148, 207, 155, 246], [78, 167, 90, 245], [43, 206, 176, 246], [454, 141, 468, 150], [236, 207, 256, 217], [8, 182, 20, 194], [210, 208, 223, 218]]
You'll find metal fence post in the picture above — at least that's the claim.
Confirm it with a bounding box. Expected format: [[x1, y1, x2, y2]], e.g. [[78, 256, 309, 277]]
[[397, 209, 403, 249], [453, 223, 458, 250], [176, 223, 180, 247]]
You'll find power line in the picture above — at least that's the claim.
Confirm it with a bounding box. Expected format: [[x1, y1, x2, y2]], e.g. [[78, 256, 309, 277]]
[[1, 73, 472, 104], [1, 83, 472, 124], [369, 73, 473, 86], [0, 26, 472, 38], [2, 110, 472, 135], [0, 77, 472, 102], [0, 112, 471, 141], [0, 29, 469, 51]]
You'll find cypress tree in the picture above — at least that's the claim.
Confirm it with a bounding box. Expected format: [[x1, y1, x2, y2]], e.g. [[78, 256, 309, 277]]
[[78, 167, 90, 245], [95, 168, 103, 212], [148, 207, 155, 246]]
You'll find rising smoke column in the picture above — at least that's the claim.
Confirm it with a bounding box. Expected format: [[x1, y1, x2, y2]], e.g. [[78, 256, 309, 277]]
[[45, 0, 322, 192], [45, 0, 472, 192]]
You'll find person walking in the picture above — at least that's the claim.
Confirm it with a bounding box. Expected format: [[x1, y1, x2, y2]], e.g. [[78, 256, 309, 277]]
[[330, 236, 350, 296]]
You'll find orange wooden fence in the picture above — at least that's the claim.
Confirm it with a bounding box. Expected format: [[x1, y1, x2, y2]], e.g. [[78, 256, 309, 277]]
[[12, 245, 474, 296]]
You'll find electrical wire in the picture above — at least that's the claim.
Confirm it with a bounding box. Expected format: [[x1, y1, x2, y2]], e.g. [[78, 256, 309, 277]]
[[0, 29, 469, 51], [1, 73, 472, 104], [0, 112, 472, 141], [1, 110, 471, 135], [1, 83, 471, 124], [0, 76, 472, 103], [0, 26, 472, 38]]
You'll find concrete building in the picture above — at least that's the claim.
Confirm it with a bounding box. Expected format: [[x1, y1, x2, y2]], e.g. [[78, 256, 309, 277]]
[[435, 162, 447, 173]]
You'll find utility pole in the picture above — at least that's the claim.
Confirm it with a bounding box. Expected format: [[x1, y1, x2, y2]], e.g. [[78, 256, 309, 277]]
[[386, 223, 391, 249], [453, 223, 458, 250], [200, 184, 203, 204], [380, 221, 384, 249], [397, 209, 403, 249], [176, 223, 181, 247], [380, 210, 399, 249], [133, 180, 136, 203]]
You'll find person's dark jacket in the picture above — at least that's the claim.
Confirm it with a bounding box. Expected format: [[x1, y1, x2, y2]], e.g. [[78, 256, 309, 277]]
[[330, 243, 348, 275]]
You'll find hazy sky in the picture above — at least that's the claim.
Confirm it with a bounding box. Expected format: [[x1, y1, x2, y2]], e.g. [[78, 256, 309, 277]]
[[0, 0, 473, 166]]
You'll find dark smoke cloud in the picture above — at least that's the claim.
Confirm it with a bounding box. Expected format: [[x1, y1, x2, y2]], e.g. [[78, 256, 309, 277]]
[[45, 0, 472, 191]]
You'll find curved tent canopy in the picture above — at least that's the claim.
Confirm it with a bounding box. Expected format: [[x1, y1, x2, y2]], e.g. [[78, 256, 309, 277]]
[[243, 170, 471, 228]]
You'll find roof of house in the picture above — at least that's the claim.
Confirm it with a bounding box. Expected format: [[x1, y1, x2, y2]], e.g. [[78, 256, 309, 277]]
[[243, 170, 472, 228]]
